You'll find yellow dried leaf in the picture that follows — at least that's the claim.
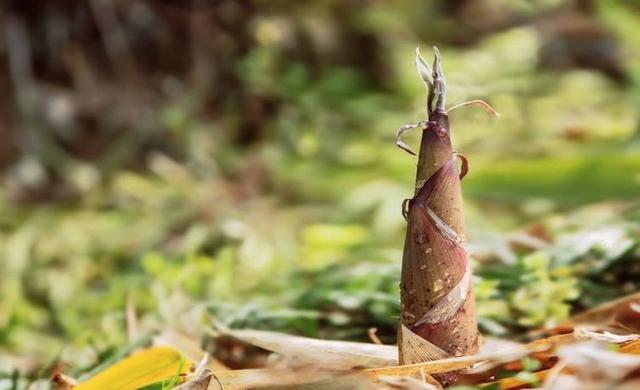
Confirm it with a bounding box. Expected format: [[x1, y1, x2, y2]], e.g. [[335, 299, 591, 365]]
[[75, 347, 189, 390]]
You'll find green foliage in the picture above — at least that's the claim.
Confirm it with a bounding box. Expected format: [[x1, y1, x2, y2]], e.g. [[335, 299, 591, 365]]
[[300, 224, 369, 269], [511, 252, 580, 327], [465, 153, 640, 204]]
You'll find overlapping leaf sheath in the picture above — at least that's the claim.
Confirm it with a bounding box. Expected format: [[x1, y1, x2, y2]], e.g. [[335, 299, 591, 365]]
[[398, 49, 478, 374]]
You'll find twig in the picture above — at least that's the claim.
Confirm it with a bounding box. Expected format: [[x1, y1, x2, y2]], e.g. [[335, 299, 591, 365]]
[[194, 353, 210, 376], [447, 99, 500, 117], [125, 293, 138, 342], [368, 328, 383, 345]]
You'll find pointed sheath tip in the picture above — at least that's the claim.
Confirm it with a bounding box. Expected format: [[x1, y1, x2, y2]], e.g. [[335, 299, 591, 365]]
[[416, 46, 425, 61], [415, 46, 433, 87], [431, 46, 446, 110], [432, 46, 442, 73]]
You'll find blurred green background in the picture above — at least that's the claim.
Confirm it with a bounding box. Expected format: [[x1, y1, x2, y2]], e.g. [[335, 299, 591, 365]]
[[2, 0, 640, 377]]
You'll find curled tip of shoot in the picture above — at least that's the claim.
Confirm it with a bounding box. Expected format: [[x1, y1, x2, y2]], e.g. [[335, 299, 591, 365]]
[[455, 153, 469, 180], [447, 99, 500, 117], [396, 121, 427, 156]]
